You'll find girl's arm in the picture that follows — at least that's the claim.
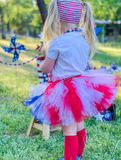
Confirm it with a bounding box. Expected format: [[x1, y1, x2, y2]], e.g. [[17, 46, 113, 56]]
[[40, 57, 56, 74]]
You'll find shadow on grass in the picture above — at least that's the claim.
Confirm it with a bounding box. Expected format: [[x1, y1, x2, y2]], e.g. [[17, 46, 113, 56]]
[[0, 51, 42, 76], [93, 49, 121, 66], [102, 42, 121, 49]]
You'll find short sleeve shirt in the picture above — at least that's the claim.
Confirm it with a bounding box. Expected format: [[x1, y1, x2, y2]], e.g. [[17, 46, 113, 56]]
[[47, 39, 59, 60], [46, 32, 90, 81]]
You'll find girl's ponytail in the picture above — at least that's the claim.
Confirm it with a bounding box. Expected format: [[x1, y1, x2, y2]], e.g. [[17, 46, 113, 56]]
[[80, 2, 96, 57], [42, 0, 61, 50]]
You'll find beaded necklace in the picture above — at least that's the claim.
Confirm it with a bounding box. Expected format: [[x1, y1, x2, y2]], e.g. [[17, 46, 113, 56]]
[[63, 27, 82, 34], [63, 27, 85, 39]]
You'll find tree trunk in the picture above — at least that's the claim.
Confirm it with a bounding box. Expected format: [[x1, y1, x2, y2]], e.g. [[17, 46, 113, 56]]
[[101, 25, 105, 43], [113, 24, 118, 42], [36, 0, 48, 24], [1, 14, 6, 39], [7, 21, 10, 31], [33, 28, 37, 37]]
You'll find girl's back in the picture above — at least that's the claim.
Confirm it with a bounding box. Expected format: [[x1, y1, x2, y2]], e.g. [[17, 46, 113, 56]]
[[47, 31, 90, 80]]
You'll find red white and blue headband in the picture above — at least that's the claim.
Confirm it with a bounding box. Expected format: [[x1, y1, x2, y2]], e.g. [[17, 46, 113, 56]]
[[57, 0, 85, 24]]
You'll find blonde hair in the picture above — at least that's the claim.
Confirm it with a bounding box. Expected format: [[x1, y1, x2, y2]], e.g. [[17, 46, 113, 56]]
[[42, 0, 96, 57], [79, 2, 96, 57], [42, 0, 61, 49]]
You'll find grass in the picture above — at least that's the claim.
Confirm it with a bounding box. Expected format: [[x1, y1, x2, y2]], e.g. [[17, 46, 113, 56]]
[[0, 37, 121, 160], [92, 42, 121, 67]]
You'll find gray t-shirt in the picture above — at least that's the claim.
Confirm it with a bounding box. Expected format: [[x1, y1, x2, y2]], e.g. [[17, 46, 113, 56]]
[[47, 32, 90, 81]]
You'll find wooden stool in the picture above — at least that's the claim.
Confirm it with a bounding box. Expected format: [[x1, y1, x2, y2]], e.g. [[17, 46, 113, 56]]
[[26, 116, 61, 139], [26, 57, 61, 139]]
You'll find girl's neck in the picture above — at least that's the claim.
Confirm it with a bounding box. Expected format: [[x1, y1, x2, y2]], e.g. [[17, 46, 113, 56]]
[[60, 21, 77, 33]]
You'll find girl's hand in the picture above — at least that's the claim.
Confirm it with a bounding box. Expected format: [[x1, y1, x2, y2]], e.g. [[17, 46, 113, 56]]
[[40, 57, 56, 74]]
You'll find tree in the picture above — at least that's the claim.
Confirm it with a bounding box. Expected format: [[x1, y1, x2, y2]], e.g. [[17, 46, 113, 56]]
[[0, 2, 6, 39], [36, 0, 48, 24], [1, 14, 6, 39], [1, 0, 42, 36], [87, 0, 121, 42]]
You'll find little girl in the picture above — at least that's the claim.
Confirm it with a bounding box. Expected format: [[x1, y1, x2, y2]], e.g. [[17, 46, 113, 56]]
[[26, 0, 119, 159]]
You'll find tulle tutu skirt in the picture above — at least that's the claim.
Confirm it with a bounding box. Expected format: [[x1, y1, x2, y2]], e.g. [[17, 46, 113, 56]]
[[25, 69, 119, 126]]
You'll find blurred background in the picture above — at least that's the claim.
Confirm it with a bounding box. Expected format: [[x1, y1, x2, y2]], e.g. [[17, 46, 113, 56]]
[[0, 1, 121, 159], [0, 0, 121, 43]]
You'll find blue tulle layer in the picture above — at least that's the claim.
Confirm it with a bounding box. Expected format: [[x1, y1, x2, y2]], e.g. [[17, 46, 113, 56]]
[[25, 94, 43, 106]]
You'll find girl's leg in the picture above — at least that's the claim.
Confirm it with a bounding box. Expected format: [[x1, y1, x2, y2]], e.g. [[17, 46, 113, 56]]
[[77, 121, 86, 159], [62, 123, 78, 160]]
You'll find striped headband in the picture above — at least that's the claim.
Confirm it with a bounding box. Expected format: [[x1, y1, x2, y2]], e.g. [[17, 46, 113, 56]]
[[57, 0, 84, 24]]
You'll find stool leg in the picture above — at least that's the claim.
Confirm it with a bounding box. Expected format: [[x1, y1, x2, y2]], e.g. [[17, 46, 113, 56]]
[[43, 124, 50, 139], [26, 116, 37, 137]]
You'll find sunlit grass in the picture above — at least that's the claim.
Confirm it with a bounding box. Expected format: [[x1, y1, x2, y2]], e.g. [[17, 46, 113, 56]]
[[0, 37, 121, 160], [92, 42, 121, 68]]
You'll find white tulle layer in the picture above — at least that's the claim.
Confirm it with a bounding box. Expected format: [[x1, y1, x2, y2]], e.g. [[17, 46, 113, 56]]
[[28, 69, 119, 126]]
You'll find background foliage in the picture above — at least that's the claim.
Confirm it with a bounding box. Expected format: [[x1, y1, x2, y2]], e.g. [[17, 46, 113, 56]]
[[45, 0, 121, 21], [87, 0, 121, 21], [1, 0, 121, 37], [0, 0, 121, 159], [0, 0, 43, 36]]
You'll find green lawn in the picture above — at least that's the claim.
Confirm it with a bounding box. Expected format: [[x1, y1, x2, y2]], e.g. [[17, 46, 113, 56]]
[[0, 37, 121, 160]]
